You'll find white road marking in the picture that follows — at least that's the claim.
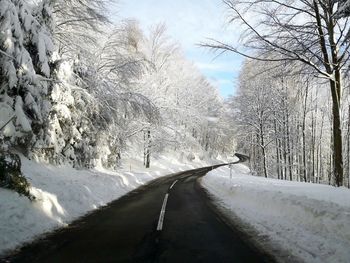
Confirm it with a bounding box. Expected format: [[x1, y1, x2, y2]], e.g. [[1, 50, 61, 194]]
[[169, 180, 178, 189], [157, 193, 169, 231]]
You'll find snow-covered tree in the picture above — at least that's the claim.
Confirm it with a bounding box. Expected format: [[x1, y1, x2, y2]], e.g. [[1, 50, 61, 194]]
[[53, 0, 110, 58], [0, 0, 54, 149], [0, 0, 55, 197], [204, 0, 350, 186], [1, 0, 233, 174], [231, 57, 336, 185]]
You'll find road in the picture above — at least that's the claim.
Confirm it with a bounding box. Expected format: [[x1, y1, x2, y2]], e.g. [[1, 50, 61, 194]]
[[4, 163, 275, 263]]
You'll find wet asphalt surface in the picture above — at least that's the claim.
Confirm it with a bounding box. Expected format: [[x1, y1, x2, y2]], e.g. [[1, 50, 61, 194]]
[[2, 163, 276, 263]]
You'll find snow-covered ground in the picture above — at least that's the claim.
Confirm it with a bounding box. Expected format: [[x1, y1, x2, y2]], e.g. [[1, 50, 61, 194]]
[[201, 164, 350, 263], [0, 153, 225, 256]]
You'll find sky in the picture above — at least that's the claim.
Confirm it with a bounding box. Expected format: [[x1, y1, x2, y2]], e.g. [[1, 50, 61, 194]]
[[113, 0, 243, 98]]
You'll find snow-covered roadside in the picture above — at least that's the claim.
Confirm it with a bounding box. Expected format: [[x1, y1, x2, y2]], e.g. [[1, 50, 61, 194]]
[[0, 154, 224, 256], [201, 164, 350, 263]]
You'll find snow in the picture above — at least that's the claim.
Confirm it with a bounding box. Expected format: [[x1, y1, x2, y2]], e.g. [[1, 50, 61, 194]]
[[0, 103, 15, 137], [201, 164, 350, 263], [15, 96, 31, 132], [0, 153, 224, 256]]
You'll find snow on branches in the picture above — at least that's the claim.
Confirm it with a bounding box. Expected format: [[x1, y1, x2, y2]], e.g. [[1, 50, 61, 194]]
[[0, 0, 54, 149], [1, 0, 233, 170]]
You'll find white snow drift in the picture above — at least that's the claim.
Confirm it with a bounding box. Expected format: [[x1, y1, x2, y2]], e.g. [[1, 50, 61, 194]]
[[201, 164, 350, 263]]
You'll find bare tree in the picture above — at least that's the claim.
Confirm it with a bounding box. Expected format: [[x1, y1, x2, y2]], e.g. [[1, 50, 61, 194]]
[[203, 0, 350, 186], [232, 61, 276, 178]]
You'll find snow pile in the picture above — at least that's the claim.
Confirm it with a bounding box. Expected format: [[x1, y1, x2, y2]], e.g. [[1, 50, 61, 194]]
[[0, 154, 223, 256], [201, 165, 350, 263]]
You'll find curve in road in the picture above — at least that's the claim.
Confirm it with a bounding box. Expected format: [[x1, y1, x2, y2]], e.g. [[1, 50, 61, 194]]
[[3, 160, 275, 263]]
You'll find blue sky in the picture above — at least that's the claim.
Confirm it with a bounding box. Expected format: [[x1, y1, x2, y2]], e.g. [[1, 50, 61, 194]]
[[113, 0, 243, 98]]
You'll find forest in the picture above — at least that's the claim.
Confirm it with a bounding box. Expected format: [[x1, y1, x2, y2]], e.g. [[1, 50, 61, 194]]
[[204, 0, 350, 187], [0, 0, 234, 195], [2, 0, 350, 199], [1, 1, 350, 261]]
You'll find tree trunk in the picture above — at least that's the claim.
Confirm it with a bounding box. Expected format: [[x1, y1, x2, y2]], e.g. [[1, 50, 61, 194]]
[[317, 112, 325, 184], [250, 133, 256, 171], [330, 77, 343, 186], [144, 130, 151, 168], [295, 117, 301, 182], [329, 125, 333, 185], [274, 117, 281, 179], [259, 121, 268, 178], [261, 144, 268, 178], [347, 105, 350, 188], [286, 109, 292, 181], [311, 89, 316, 183], [313, 0, 343, 186], [282, 111, 287, 180], [302, 82, 309, 182]]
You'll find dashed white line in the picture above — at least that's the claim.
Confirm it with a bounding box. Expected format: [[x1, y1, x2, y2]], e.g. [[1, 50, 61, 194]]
[[156, 193, 169, 231], [169, 180, 178, 190]]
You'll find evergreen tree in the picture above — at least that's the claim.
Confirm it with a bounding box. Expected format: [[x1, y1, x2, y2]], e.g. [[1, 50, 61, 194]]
[[0, 0, 54, 149]]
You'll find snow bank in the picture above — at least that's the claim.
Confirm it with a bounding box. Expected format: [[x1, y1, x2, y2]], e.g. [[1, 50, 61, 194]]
[[201, 165, 350, 263], [0, 154, 224, 256]]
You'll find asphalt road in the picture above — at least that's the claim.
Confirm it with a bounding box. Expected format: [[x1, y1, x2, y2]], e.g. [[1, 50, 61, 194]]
[[3, 163, 275, 263]]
